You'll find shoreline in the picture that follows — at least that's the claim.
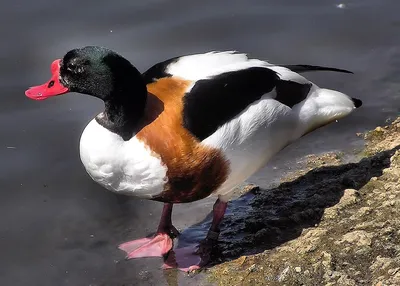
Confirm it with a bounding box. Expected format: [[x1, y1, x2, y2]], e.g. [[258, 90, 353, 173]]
[[204, 117, 400, 285]]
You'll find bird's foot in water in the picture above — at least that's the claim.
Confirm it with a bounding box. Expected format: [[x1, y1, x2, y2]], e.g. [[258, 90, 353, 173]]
[[119, 226, 179, 259], [163, 233, 218, 272]]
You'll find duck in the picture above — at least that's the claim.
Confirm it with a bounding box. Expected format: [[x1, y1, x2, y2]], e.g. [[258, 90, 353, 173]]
[[25, 46, 361, 272]]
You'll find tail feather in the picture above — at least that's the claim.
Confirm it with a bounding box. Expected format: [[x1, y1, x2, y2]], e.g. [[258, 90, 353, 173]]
[[283, 64, 353, 74], [293, 88, 361, 139], [352, 97, 362, 108]]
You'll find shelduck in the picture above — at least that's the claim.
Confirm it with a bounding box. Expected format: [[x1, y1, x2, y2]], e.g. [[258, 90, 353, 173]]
[[25, 46, 361, 271]]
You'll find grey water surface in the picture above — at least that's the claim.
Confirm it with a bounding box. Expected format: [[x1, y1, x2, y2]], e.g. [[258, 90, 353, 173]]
[[0, 0, 399, 285]]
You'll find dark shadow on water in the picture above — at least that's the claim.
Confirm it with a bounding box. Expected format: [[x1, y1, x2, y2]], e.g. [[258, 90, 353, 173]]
[[168, 146, 400, 271]]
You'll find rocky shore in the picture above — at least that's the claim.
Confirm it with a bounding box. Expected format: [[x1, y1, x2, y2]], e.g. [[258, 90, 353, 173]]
[[206, 117, 400, 286]]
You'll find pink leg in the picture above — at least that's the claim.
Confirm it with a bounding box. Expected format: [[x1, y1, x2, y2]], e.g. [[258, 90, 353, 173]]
[[119, 203, 179, 259], [164, 198, 228, 272]]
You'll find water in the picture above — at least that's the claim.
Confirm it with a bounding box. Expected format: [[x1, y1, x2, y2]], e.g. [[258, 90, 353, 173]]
[[0, 0, 399, 285]]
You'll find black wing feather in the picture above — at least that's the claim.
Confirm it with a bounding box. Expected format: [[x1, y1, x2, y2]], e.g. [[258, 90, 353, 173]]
[[182, 67, 284, 140], [283, 64, 353, 74]]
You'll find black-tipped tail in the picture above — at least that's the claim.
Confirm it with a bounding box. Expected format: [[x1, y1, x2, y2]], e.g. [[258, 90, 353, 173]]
[[283, 64, 353, 74], [352, 97, 362, 108]]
